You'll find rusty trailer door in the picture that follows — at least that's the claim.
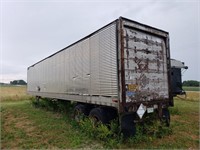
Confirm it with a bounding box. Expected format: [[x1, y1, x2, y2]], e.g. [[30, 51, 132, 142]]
[[118, 18, 172, 111]]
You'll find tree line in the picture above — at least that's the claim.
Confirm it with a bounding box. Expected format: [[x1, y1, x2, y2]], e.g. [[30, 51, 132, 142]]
[[182, 80, 199, 87], [10, 80, 27, 85]]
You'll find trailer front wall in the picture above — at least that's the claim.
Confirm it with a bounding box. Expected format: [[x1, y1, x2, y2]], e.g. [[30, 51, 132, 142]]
[[27, 23, 118, 106]]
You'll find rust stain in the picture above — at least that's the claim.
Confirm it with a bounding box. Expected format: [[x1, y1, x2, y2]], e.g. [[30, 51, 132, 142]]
[[125, 30, 130, 69], [124, 27, 168, 103], [120, 18, 126, 106], [126, 35, 162, 46]]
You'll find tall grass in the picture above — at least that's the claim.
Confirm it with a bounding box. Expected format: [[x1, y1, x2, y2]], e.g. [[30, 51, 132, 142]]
[[0, 86, 32, 101], [175, 91, 200, 101]]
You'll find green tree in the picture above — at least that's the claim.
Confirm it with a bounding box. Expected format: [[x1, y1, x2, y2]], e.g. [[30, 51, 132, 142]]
[[182, 80, 199, 87], [10, 80, 27, 85]]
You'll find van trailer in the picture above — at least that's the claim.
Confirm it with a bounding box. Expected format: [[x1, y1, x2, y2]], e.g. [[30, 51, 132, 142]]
[[27, 17, 173, 136]]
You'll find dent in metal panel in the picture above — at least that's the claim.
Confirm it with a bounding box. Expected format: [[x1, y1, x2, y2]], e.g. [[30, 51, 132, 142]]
[[123, 27, 169, 103], [81, 39, 90, 95], [63, 39, 91, 97]]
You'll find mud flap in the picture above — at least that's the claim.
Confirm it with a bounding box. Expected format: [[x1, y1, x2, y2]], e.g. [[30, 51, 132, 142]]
[[120, 113, 136, 138]]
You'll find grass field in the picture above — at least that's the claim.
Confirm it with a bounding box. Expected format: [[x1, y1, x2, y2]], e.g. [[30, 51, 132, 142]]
[[1, 86, 199, 149], [0, 86, 31, 101], [183, 86, 200, 91]]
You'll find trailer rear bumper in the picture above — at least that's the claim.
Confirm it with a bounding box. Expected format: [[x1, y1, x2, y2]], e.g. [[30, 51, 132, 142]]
[[119, 99, 172, 119]]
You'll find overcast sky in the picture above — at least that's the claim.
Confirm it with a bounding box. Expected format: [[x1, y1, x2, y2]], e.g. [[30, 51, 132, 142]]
[[0, 0, 199, 83]]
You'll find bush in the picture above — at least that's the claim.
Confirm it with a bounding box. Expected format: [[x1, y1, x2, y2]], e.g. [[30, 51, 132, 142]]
[[129, 120, 172, 144], [78, 118, 120, 148], [31, 98, 74, 114]]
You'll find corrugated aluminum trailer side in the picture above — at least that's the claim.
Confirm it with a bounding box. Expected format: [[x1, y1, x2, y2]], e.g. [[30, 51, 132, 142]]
[[28, 21, 119, 108]]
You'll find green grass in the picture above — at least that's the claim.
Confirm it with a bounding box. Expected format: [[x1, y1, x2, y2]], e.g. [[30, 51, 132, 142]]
[[183, 86, 200, 91], [1, 101, 101, 149], [1, 86, 199, 149]]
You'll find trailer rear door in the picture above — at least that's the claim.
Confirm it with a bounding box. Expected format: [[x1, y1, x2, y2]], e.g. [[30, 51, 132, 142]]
[[121, 19, 170, 104]]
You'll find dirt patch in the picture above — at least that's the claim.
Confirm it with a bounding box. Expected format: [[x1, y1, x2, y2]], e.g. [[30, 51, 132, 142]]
[[179, 131, 197, 139], [1, 108, 43, 149], [171, 115, 180, 120], [3, 110, 35, 134], [15, 118, 36, 136], [3, 111, 17, 132]]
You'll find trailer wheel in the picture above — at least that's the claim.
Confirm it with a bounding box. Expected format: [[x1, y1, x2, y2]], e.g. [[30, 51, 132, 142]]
[[162, 108, 170, 127], [89, 108, 107, 126], [120, 114, 136, 138], [103, 107, 118, 122], [73, 104, 88, 123]]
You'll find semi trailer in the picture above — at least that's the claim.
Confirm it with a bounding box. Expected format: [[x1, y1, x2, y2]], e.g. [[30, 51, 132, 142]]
[[27, 17, 173, 136]]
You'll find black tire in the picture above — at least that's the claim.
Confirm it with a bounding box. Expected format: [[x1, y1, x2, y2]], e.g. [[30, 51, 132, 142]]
[[73, 104, 89, 123], [103, 107, 118, 122], [120, 113, 136, 138], [89, 107, 108, 125], [162, 108, 170, 127]]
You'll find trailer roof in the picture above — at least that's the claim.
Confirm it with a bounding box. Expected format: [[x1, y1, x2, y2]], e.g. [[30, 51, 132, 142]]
[[28, 17, 168, 69]]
